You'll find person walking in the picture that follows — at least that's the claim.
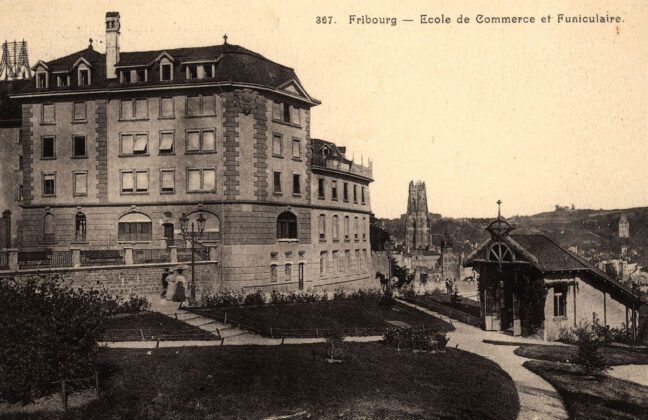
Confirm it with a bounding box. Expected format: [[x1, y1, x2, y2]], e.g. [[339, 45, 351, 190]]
[[160, 267, 170, 298], [173, 266, 188, 308], [165, 269, 177, 302]]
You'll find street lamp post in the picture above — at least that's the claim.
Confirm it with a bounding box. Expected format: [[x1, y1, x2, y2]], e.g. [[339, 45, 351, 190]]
[[179, 212, 206, 301]]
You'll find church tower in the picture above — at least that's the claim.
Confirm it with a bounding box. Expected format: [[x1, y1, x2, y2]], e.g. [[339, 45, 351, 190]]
[[619, 214, 629, 239], [405, 181, 431, 250]]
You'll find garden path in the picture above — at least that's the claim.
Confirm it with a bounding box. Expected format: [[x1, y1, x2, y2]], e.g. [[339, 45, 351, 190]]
[[397, 299, 569, 420], [608, 364, 648, 387]]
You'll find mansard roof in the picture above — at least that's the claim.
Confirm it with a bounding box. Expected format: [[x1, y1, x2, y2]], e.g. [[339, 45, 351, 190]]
[[16, 43, 318, 104], [312, 138, 348, 160]]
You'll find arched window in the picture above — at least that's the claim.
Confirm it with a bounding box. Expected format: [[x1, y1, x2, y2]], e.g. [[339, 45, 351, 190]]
[[318, 214, 326, 240], [43, 212, 55, 244], [277, 211, 297, 240], [354, 216, 359, 240], [118, 212, 152, 242], [332, 215, 339, 240], [344, 216, 350, 240], [488, 243, 513, 262], [75, 212, 87, 242], [285, 263, 292, 281]]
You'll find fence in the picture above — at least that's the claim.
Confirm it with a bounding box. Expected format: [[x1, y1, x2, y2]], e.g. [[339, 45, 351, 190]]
[[80, 250, 124, 266], [103, 328, 218, 342], [177, 246, 209, 262], [133, 248, 171, 264], [18, 250, 73, 269], [55, 371, 100, 412]]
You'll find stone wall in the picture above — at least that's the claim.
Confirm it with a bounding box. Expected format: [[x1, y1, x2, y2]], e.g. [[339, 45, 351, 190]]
[[1, 261, 219, 298]]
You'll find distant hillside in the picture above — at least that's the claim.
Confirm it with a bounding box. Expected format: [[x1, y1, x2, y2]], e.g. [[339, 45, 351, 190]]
[[380, 206, 648, 257]]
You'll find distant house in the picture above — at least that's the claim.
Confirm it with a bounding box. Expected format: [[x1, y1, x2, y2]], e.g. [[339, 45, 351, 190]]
[[464, 216, 642, 341]]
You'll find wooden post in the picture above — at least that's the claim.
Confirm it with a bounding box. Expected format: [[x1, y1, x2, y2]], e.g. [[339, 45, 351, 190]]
[[61, 380, 68, 412]]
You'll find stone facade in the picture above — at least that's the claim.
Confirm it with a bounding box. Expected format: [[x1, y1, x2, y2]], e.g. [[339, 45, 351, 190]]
[[8, 12, 375, 293]]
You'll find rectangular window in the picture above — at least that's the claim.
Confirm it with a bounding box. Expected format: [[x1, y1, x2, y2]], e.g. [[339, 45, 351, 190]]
[[160, 97, 174, 118], [292, 138, 301, 159], [73, 135, 86, 158], [272, 134, 282, 157], [204, 64, 215, 78], [120, 100, 133, 119], [332, 181, 338, 201], [293, 174, 301, 195], [362, 217, 367, 240], [57, 75, 69, 87], [42, 173, 56, 196], [285, 264, 292, 281], [136, 69, 146, 82], [78, 69, 90, 86], [353, 185, 358, 203], [42, 136, 55, 159], [272, 102, 282, 120], [135, 99, 148, 119], [187, 65, 198, 79], [363, 249, 368, 268], [73, 172, 87, 196], [271, 265, 278, 283], [355, 250, 360, 271], [42, 103, 55, 123], [121, 170, 149, 194], [73, 102, 86, 121], [161, 63, 172, 81], [343, 183, 349, 202], [120, 133, 149, 155], [121, 70, 131, 83], [118, 222, 152, 242], [160, 169, 175, 193], [361, 187, 366, 204], [291, 107, 301, 125], [186, 95, 215, 116], [187, 168, 216, 192], [273, 171, 282, 193], [553, 287, 567, 317], [318, 178, 325, 199], [159, 131, 174, 154], [36, 72, 47, 89], [186, 129, 216, 152]]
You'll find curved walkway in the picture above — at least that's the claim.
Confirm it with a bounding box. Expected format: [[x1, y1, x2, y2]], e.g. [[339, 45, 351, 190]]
[[397, 299, 568, 420]]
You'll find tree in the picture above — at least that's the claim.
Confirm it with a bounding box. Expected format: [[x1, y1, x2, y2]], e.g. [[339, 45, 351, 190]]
[[0, 274, 115, 404], [370, 215, 390, 251]]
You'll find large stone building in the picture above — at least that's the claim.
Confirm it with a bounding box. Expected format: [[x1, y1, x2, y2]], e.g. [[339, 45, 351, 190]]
[[405, 180, 430, 250], [7, 12, 374, 291], [465, 215, 642, 341]]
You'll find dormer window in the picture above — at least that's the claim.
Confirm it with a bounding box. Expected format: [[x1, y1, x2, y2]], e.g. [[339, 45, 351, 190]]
[[136, 69, 147, 82], [185, 63, 215, 80], [187, 65, 198, 79], [121, 70, 130, 83], [272, 102, 301, 125], [78, 68, 90, 86], [161, 63, 173, 81], [56, 75, 70, 87], [36, 72, 48, 89]]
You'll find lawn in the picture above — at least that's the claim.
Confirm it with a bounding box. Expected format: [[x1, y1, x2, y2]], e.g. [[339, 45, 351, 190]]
[[104, 312, 216, 341], [21, 343, 519, 419], [524, 360, 648, 419], [514, 343, 648, 366], [193, 300, 454, 337]]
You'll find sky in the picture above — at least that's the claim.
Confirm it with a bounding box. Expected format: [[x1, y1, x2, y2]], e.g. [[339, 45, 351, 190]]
[[3, 0, 647, 219]]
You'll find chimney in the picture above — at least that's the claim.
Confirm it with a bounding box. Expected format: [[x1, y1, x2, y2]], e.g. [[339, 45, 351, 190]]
[[105, 11, 120, 78]]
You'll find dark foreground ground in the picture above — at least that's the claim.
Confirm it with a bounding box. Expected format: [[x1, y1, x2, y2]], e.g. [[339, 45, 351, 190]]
[[10, 343, 519, 419]]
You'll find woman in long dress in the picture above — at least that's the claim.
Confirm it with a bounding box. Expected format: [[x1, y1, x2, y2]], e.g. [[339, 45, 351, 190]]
[[173, 268, 187, 304], [165, 270, 177, 301]]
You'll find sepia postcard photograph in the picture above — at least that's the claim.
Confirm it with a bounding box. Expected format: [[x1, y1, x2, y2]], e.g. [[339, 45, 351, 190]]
[[0, 0, 646, 418]]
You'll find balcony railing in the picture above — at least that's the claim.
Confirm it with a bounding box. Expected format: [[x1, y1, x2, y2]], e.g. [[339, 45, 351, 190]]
[[311, 154, 372, 178], [18, 250, 73, 269], [80, 250, 125, 266], [133, 248, 171, 264]]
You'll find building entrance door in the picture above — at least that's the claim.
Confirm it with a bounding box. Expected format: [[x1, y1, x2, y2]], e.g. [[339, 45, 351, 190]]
[[163, 223, 174, 248], [298, 262, 304, 290]]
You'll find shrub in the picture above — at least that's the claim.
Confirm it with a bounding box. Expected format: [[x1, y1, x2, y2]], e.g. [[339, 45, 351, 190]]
[[383, 326, 447, 352], [569, 320, 610, 375], [0, 274, 113, 405], [242, 290, 265, 306], [113, 294, 150, 314]]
